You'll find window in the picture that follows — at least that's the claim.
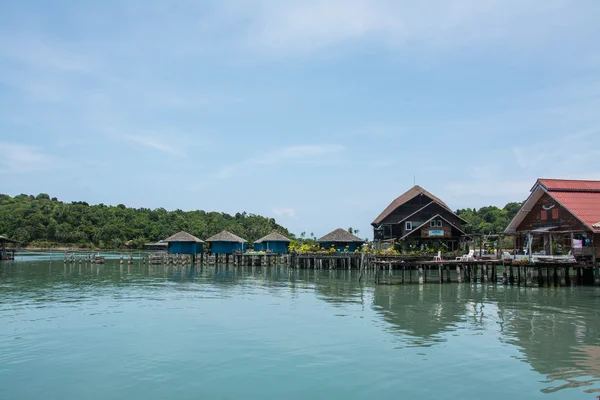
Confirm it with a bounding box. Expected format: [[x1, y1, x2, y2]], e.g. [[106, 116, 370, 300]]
[[405, 221, 413, 231], [430, 220, 436, 227], [541, 210, 548, 220], [552, 208, 559, 219], [437, 220, 443, 227]]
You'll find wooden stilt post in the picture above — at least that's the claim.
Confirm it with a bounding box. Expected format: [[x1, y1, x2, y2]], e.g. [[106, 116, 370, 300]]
[[418, 265, 424, 285], [456, 264, 462, 283]]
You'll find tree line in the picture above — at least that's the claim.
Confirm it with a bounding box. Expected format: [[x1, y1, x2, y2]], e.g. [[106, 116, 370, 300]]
[[456, 202, 523, 235], [0, 193, 292, 249]]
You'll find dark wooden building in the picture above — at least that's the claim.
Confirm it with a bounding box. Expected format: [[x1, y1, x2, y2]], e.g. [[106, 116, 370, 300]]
[[371, 185, 467, 251], [505, 179, 600, 266]]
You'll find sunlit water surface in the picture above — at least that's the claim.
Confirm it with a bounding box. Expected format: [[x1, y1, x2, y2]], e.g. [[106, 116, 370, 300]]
[[2, 254, 600, 399]]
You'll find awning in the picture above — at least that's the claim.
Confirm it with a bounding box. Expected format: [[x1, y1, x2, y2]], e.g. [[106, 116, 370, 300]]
[[531, 226, 559, 232]]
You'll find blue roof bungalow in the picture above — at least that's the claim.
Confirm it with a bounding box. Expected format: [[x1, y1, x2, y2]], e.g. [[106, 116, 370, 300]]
[[163, 231, 204, 254], [317, 228, 365, 253], [254, 232, 291, 254], [206, 230, 247, 255]]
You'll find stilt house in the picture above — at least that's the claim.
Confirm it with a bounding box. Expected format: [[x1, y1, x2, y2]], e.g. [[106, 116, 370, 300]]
[[371, 185, 467, 251], [317, 229, 364, 252], [505, 179, 600, 265], [0, 235, 17, 260], [254, 232, 291, 254], [163, 232, 204, 255], [206, 231, 247, 254]]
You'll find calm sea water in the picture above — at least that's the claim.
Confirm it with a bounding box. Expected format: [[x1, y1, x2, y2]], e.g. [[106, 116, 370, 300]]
[[2, 254, 600, 399]]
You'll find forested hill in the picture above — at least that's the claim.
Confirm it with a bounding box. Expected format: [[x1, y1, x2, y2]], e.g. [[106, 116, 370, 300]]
[[0, 194, 292, 248], [456, 202, 523, 235]]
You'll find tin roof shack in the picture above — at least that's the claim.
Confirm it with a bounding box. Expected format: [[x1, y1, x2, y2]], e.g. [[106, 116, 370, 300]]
[[144, 241, 168, 251], [0, 235, 17, 260], [206, 231, 247, 255], [163, 232, 204, 255], [505, 179, 600, 268], [372, 186, 467, 252], [254, 232, 291, 254], [317, 229, 364, 253]]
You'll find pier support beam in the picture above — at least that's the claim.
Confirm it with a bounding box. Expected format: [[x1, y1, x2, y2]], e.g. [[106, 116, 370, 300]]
[[418, 265, 424, 285], [456, 265, 462, 283]]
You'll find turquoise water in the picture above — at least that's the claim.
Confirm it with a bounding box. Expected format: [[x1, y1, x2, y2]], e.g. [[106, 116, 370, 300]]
[[1, 257, 600, 399]]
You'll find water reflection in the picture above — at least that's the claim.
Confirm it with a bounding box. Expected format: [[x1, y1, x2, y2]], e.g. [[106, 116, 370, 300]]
[[2, 260, 600, 396], [497, 288, 600, 393]]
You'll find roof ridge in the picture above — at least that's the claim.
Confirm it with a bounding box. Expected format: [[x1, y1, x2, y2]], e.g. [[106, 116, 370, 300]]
[[372, 185, 456, 225]]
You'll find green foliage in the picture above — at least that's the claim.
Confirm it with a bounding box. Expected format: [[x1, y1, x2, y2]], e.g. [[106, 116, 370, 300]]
[[0, 193, 291, 249], [456, 202, 522, 234]]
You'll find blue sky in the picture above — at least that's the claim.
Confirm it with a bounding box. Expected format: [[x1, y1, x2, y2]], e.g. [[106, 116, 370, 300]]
[[1, 1, 600, 239]]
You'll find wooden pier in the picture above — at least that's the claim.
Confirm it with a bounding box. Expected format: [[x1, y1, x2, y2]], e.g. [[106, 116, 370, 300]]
[[53, 250, 596, 286]]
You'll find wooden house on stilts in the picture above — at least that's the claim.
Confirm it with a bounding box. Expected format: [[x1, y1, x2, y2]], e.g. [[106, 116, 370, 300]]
[[254, 232, 291, 254], [505, 179, 600, 269], [206, 231, 247, 254], [0, 235, 17, 260], [163, 232, 204, 255], [371, 185, 467, 251], [317, 229, 364, 252]]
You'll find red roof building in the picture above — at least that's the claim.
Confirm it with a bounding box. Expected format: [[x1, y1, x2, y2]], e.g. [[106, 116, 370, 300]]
[[505, 178, 600, 264]]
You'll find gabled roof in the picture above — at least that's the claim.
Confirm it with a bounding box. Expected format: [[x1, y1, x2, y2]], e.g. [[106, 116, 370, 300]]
[[372, 185, 463, 225], [0, 235, 17, 243], [317, 228, 364, 243], [255, 232, 291, 243], [537, 179, 600, 192], [205, 230, 247, 243], [506, 178, 600, 233], [398, 214, 466, 241], [163, 231, 204, 243]]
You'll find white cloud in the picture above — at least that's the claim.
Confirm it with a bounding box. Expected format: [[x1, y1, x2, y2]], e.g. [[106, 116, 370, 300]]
[[252, 144, 345, 165], [0, 142, 60, 174], [209, 144, 345, 181], [231, 0, 595, 53], [124, 135, 185, 157], [272, 207, 296, 218]]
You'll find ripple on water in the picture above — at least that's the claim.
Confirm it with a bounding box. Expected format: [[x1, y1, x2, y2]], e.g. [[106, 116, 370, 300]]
[[2, 261, 600, 398]]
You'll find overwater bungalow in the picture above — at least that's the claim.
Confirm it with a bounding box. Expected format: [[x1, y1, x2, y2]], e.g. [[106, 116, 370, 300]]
[[205, 231, 247, 254], [0, 235, 17, 260], [505, 178, 600, 266], [163, 231, 204, 255], [371, 185, 467, 251], [317, 229, 364, 252], [254, 232, 291, 254]]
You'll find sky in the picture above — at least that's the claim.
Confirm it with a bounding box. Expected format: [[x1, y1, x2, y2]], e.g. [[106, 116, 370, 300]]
[[1, 0, 600, 239]]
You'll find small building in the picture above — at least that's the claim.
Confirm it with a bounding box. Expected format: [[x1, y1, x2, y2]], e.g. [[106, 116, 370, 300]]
[[163, 231, 204, 255], [0, 235, 17, 261], [206, 231, 247, 254], [505, 179, 600, 265], [371, 185, 467, 251], [254, 232, 291, 253], [144, 241, 168, 251], [317, 229, 364, 252]]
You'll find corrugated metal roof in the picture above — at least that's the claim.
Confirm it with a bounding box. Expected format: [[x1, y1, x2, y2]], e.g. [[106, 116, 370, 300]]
[[538, 179, 600, 192], [551, 191, 600, 233]]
